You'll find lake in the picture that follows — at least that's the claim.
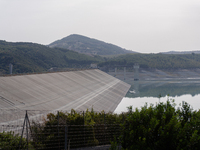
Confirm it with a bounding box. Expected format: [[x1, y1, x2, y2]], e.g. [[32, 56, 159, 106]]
[[114, 79, 200, 113]]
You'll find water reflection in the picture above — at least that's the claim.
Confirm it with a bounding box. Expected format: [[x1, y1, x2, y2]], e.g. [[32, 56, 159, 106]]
[[115, 95, 200, 113], [126, 80, 200, 98], [114, 80, 200, 113]]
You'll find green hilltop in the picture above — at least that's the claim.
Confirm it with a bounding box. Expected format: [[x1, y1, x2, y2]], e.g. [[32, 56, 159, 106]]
[[48, 34, 136, 56]]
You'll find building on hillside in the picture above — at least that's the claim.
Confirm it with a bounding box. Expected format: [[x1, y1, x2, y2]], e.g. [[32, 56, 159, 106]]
[[90, 63, 98, 68]]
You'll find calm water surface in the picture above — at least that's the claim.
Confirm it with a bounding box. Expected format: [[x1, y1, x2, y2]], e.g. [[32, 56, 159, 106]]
[[114, 80, 200, 113]]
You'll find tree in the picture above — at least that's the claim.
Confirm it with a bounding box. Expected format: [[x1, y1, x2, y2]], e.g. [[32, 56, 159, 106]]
[[120, 100, 200, 150]]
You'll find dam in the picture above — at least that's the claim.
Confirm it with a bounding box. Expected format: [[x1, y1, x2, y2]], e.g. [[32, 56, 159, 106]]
[[0, 69, 130, 124]]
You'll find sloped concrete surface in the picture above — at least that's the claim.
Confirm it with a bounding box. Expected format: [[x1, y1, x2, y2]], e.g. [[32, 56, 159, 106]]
[[0, 69, 130, 113]]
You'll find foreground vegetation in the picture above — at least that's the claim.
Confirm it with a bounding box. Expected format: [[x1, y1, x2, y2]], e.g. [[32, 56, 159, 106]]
[[120, 100, 200, 150], [1, 100, 200, 149], [31, 109, 122, 149], [0, 131, 27, 149], [30, 100, 200, 150]]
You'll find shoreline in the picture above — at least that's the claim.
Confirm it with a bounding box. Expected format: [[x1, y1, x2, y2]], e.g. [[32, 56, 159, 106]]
[[107, 68, 200, 81]]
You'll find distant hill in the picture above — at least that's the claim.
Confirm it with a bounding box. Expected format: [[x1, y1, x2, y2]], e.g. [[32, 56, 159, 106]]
[[99, 53, 200, 70], [0, 40, 103, 74], [161, 50, 200, 54], [48, 34, 136, 56], [2, 39, 200, 75]]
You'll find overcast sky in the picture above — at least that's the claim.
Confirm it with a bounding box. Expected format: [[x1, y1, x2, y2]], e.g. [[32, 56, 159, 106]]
[[0, 0, 200, 53]]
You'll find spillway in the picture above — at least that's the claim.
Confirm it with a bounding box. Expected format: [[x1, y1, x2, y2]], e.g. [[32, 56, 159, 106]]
[[0, 69, 130, 114]]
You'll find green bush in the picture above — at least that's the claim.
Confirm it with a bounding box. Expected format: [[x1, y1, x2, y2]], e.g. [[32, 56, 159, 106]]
[[30, 101, 200, 150], [0, 131, 27, 150], [120, 100, 200, 150], [31, 109, 121, 149]]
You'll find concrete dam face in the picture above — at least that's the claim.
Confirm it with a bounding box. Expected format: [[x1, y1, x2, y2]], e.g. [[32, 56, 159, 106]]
[[0, 69, 130, 113]]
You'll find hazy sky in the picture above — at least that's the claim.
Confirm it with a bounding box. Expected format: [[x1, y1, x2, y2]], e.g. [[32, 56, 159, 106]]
[[0, 0, 200, 53]]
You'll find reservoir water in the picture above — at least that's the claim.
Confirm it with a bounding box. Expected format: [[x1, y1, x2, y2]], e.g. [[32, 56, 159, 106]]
[[114, 79, 200, 113]]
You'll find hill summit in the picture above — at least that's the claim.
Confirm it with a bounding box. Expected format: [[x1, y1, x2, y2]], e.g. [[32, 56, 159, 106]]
[[48, 34, 136, 56]]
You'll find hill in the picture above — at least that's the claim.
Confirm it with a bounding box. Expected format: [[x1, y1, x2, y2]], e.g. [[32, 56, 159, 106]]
[[0, 40, 103, 74], [2, 39, 200, 75], [98, 53, 200, 70], [48, 34, 136, 56], [161, 50, 200, 54]]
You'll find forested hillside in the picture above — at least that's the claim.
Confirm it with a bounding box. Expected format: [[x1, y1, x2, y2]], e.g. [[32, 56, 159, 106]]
[[161, 50, 200, 54], [49, 34, 135, 56], [98, 53, 200, 69], [0, 40, 103, 74], [1, 40, 200, 75]]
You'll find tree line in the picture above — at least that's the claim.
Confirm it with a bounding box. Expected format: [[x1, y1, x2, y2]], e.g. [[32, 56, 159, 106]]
[[98, 53, 200, 70]]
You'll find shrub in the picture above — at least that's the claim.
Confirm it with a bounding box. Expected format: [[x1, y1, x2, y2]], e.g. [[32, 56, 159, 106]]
[[0, 131, 27, 150], [120, 100, 200, 150]]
